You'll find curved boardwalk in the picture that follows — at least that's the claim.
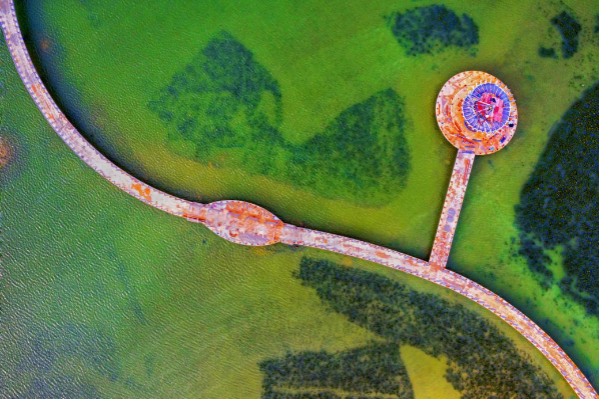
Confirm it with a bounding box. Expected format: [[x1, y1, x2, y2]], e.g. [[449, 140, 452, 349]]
[[0, 1, 596, 397]]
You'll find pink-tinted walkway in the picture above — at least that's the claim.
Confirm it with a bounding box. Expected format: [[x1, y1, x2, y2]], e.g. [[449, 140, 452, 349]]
[[0, 1, 595, 397]]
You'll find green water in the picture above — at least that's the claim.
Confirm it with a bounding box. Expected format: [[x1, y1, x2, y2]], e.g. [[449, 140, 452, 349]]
[[1, 0, 598, 396]]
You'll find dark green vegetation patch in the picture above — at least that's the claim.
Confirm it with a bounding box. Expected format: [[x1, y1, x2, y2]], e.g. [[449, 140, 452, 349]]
[[260, 258, 562, 398], [552, 12, 581, 58], [539, 46, 558, 59], [387, 5, 479, 56], [260, 343, 413, 398], [539, 11, 581, 59], [148, 31, 410, 207], [516, 82, 599, 317]]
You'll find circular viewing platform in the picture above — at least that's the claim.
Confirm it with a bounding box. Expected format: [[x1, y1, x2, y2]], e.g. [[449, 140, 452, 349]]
[[436, 71, 518, 155]]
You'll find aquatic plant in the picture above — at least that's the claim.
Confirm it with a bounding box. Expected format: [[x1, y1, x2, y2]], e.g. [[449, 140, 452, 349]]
[[149, 31, 410, 206], [516, 82, 599, 316], [260, 258, 562, 398], [552, 12, 581, 58], [539, 11, 581, 59], [261, 258, 561, 398], [387, 5, 478, 56], [260, 343, 413, 398]]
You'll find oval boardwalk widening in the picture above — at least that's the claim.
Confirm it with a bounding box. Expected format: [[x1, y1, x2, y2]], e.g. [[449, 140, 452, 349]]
[[0, 2, 596, 397]]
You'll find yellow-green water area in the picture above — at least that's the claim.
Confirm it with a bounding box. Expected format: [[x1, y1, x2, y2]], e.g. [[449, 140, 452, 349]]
[[0, 81, 576, 397], [1, 0, 597, 396]]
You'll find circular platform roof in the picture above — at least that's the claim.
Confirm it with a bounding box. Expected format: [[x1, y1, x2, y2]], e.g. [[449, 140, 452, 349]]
[[436, 71, 517, 155]]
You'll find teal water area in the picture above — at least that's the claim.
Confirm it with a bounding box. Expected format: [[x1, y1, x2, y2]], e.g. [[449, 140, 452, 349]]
[[2, 0, 599, 397]]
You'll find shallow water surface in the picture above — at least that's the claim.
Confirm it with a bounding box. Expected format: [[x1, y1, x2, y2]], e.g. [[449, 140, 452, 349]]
[[2, 0, 599, 396]]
